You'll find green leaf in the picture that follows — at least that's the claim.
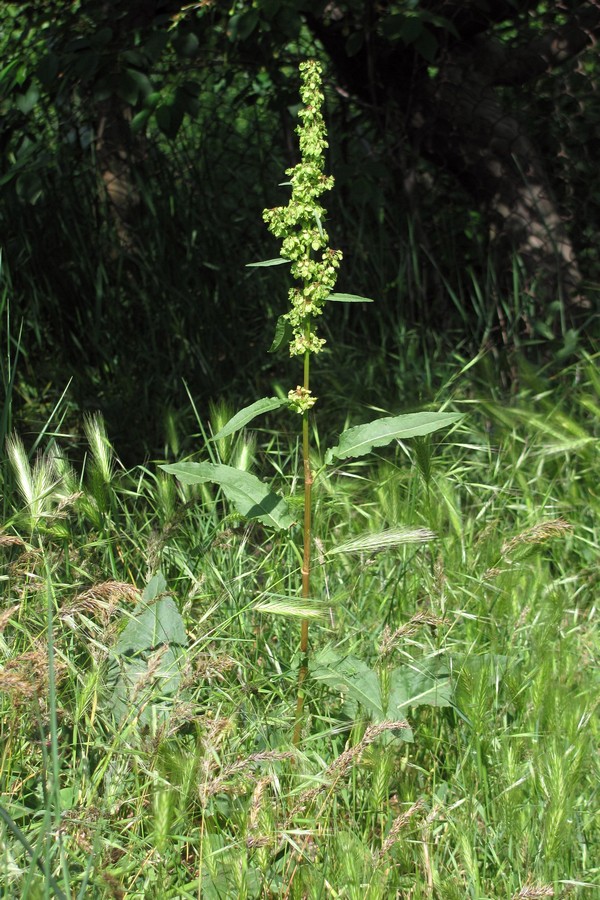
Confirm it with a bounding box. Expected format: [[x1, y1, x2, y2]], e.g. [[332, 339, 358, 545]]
[[160, 462, 295, 530], [246, 258, 291, 268], [173, 31, 200, 58], [116, 68, 142, 104], [268, 315, 293, 353], [125, 67, 153, 100], [345, 30, 364, 57], [15, 84, 39, 115], [228, 8, 259, 41], [311, 650, 385, 718], [327, 293, 374, 303], [325, 411, 461, 462], [388, 660, 452, 711], [105, 573, 188, 727], [131, 108, 151, 133], [116, 595, 187, 655], [212, 397, 288, 440], [328, 527, 436, 555], [143, 571, 167, 602], [155, 104, 171, 133]]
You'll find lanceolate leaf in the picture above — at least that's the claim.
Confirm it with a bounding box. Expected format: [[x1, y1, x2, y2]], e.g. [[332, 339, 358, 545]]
[[325, 411, 461, 462], [160, 462, 295, 530], [212, 397, 288, 440], [268, 315, 294, 353], [327, 292, 374, 303], [246, 257, 291, 268]]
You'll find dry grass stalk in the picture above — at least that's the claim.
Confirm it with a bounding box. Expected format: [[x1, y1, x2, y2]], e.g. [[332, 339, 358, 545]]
[[502, 518, 572, 555], [514, 884, 555, 898], [0, 534, 27, 549], [65, 581, 141, 624], [199, 751, 294, 805], [0, 646, 66, 701], [378, 799, 425, 858], [291, 720, 409, 816], [192, 653, 237, 680], [246, 776, 278, 849], [378, 613, 448, 658], [0, 604, 20, 633]]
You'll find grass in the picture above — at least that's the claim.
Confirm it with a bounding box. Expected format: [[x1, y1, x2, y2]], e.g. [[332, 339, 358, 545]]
[[0, 336, 598, 898]]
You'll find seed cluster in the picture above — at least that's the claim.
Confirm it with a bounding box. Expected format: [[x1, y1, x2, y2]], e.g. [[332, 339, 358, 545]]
[[263, 60, 343, 388]]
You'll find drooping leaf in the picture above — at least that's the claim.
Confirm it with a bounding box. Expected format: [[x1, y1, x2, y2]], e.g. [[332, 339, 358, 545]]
[[160, 462, 295, 530], [246, 258, 291, 268], [327, 293, 374, 303], [310, 648, 452, 740], [268, 315, 293, 353], [325, 411, 461, 462], [212, 397, 287, 441], [328, 527, 436, 555]]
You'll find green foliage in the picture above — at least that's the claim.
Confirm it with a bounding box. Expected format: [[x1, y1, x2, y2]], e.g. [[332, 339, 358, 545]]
[[310, 646, 451, 739], [105, 572, 188, 727], [211, 396, 288, 441], [326, 410, 462, 462], [1, 5, 600, 894], [0, 347, 598, 896], [161, 461, 295, 530]]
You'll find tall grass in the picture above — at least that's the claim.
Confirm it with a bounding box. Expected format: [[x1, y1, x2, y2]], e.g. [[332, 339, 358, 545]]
[[0, 330, 597, 897]]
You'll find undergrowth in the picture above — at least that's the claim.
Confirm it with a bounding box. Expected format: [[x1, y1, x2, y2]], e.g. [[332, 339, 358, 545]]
[[0, 343, 598, 898]]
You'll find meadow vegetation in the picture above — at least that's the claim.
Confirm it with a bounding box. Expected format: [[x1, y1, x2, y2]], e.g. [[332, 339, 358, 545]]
[[0, 43, 599, 900]]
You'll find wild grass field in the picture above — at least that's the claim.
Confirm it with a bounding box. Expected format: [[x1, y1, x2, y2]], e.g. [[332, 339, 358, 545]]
[[0, 329, 598, 898], [0, 44, 598, 900]]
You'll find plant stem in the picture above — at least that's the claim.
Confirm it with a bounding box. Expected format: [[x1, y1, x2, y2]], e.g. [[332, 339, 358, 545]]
[[293, 344, 313, 745]]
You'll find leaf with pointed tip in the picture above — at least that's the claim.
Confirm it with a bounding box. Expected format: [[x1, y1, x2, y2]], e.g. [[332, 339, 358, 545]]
[[212, 397, 288, 441], [327, 293, 374, 303], [160, 462, 295, 530], [269, 315, 293, 353], [326, 411, 461, 462], [246, 258, 291, 268], [116, 595, 187, 656]]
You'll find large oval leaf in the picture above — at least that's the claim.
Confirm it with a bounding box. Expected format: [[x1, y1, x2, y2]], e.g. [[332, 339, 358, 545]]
[[160, 462, 295, 530], [212, 396, 287, 441], [325, 411, 461, 462]]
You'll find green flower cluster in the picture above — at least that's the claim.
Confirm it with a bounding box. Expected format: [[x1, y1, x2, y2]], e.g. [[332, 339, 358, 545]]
[[263, 61, 343, 361]]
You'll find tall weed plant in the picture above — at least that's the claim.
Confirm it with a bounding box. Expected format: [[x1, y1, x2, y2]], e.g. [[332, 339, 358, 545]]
[[0, 60, 597, 900], [162, 61, 460, 744]]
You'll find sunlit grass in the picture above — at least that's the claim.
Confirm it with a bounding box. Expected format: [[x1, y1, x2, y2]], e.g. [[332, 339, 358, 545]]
[[0, 346, 598, 897]]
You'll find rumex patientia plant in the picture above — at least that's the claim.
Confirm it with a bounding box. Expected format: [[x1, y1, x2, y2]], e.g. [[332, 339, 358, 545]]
[[162, 60, 460, 745]]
